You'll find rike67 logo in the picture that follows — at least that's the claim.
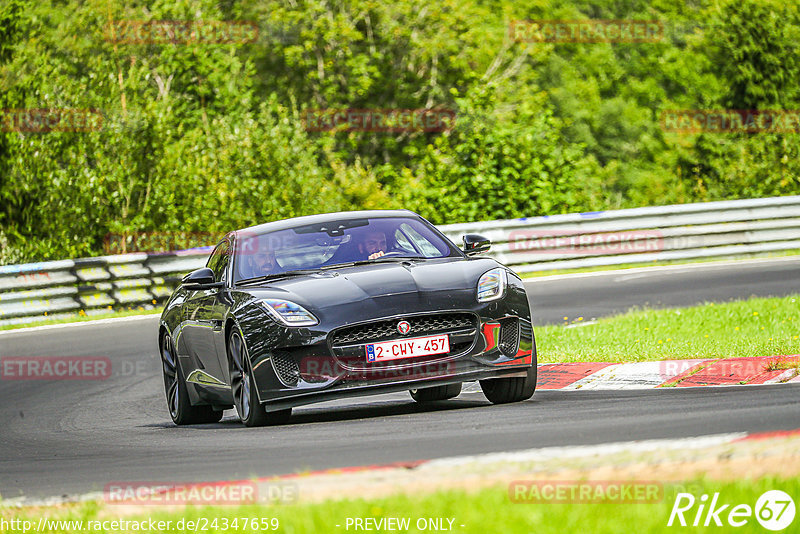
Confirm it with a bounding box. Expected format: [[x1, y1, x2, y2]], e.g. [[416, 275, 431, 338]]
[[668, 490, 795, 530]]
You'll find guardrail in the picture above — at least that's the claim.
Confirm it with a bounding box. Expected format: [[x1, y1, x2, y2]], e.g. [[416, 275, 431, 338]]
[[437, 195, 800, 273], [0, 252, 210, 325], [2, 195, 799, 325]]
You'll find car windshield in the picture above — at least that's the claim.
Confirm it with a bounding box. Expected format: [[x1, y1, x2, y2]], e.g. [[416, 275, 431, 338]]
[[234, 216, 458, 282]]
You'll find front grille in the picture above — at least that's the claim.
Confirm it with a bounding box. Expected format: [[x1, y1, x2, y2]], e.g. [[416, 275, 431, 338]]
[[499, 317, 520, 357], [329, 312, 479, 370], [271, 351, 300, 387], [330, 313, 476, 346]]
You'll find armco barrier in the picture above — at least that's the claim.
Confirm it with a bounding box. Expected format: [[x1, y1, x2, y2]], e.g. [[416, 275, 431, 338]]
[[0, 250, 211, 324], [1, 196, 799, 324], [437, 195, 800, 273]]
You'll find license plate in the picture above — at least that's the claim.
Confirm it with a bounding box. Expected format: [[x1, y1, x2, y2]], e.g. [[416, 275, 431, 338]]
[[365, 334, 450, 363]]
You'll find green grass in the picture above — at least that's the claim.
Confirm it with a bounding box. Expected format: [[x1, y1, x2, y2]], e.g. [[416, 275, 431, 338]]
[[3, 477, 798, 533], [518, 249, 800, 279], [537, 294, 800, 363], [765, 357, 800, 372], [0, 307, 162, 331]]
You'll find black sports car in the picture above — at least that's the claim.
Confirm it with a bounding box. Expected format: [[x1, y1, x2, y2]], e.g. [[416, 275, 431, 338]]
[[158, 210, 536, 426]]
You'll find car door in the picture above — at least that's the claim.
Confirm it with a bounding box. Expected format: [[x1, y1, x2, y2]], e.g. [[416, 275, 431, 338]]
[[182, 240, 230, 391], [206, 240, 234, 387]]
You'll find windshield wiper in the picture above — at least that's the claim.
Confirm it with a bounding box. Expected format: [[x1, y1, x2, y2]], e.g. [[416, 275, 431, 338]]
[[236, 269, 321, 285], [351, 256, 428, 266], [237, 261, 368, 285], [238, 257, 430, 285]]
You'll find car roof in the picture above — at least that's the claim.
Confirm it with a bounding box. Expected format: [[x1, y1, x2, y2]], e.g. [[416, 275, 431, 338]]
[[233, 209, 422, 236]]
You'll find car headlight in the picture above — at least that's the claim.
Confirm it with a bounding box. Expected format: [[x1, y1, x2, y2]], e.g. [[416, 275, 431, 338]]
[[260, 299, 319, 327], [477, 268, 507, 302]]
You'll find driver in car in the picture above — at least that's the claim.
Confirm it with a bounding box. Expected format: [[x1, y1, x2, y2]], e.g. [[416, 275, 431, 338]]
[[243, 239, 279, 277], [357, 230, 388, 260]]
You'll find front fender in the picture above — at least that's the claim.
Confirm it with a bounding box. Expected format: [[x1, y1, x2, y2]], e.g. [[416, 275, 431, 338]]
[[227, 295, 324, 401]]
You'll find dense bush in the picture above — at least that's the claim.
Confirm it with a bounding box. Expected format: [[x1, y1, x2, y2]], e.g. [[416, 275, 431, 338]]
[[0, 0, 798, 262]]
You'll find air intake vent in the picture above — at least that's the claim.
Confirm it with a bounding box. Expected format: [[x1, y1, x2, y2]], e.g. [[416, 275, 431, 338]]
[[499, 318, 520, 357], [520, 320, 532, 340], [272, 351, 300, 387]]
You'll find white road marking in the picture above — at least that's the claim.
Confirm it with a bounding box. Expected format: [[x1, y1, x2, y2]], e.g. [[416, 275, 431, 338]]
[[0, 314, 159, 336], [523, 255, 800, 284], [421, 433, 748, 469], [763, 369, 798, 384], [4, 433, 749, 508], [564, 359, 711, 390]]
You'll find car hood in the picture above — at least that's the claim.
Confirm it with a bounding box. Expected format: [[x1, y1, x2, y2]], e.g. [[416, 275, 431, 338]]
[[240, 257, 501, 314]]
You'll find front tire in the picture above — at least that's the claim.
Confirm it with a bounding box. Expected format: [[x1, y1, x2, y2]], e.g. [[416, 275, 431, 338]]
[[160, 333, 222, 425], [409, 383, 462, 402], [228, 330, 291, 427], [480, 362, 537, 404]]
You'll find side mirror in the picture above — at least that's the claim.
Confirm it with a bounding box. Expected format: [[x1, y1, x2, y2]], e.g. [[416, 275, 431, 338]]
[[462, 234, 491, 256], [182, 267, 223, 290]]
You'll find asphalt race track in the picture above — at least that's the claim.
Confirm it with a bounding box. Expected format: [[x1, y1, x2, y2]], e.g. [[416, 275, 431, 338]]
[[2, 257, 800, 501], [526, 256, 800, 324]]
